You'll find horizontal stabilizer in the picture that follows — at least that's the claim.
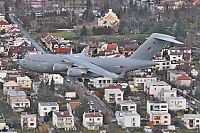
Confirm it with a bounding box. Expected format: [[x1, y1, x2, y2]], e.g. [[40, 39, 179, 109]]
[[154, 36, 183, 44], [128, 33, 184, 60]]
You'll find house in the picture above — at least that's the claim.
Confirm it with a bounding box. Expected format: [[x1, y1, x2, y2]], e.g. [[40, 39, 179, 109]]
[[17, 76, 32, 90], [46, 74, 64, 85], [88, 77, 114, 89], [101, 43, 119, 54], [133, 74, 157, 91], [168, 47, 191, 62], [41, 33, 55, 48], [116, 100, 137, 112], [166, 97, 187, 111], [146, 81, 171, 98], [184, 114, 200, 129], [176, 74, 192, 87], [3, 81, 20, 95], [150, 112, 171, 125], [169, 52, 183, 63], [83, 112, 103, 130], [10, 97, 30, 110], [159, 88, 177, 101], [7, 91, 27, 104], [21, 112, 37, 129], [0, 113, 6, 131], [65, 91, 76, 98], [38, 102, 59, 117], [122, 44, 140, 57], [152, 57, 171, 71], [7, 91, 30, 110], [52, 111, 75, 130], [104, 89, 123, 103], [67, 102, 80, 115], [32, 76, 41, 94], [167, 70, 186, 83], [147, 100, 168, 115], [0, 20, 10, 30], [98, 9, 119, 32], [115, 111, 140, 128]]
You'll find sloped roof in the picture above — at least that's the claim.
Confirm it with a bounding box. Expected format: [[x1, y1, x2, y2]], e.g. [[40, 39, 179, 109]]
[[84, 112, 102, 117], [107, 44, 117, 51], [4, 81, 20, 87], [69, 102, 80, 110], [0, 21, 9, 25], [177, 74, 191, 80], [106, 84, 122, 89], [54, 48, 71, 54], [54, 111, 72, 117]]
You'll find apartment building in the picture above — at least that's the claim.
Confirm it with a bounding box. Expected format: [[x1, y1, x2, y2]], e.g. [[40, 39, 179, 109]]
[[184, 114, 200, 129], [150, 112, 171, 125], [116, 100, 137, 112], [104, 89, 123, 103], [147, 100, 168, 115], [38, 102, 59, 117]]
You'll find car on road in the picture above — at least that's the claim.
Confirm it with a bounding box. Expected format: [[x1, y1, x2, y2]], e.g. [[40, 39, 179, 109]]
[[191, 101, 195, 105], [85, 91, 91, 96]]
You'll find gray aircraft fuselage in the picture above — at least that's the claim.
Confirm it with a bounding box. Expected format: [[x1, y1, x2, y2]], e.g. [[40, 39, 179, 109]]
[[19, 33, 183, 78], [19, 53, 157, 75]]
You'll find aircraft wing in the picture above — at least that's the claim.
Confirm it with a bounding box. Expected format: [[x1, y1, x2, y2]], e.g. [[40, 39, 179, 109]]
[[64, 56, 118, 78]]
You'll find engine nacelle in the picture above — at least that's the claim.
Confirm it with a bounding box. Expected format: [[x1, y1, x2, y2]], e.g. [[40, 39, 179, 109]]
[[67, 68, 87, 77], [53, 63, 68, 71]]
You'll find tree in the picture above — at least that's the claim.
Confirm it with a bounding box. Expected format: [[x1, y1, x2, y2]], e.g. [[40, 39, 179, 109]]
[[80, 25, 87, 36], [37, 80, 47, 101], [75, 98, 89, 122], [50, 77, 55, 90]]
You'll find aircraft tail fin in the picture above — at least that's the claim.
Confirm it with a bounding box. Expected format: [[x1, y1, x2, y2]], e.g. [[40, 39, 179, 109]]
[[128, 33, 183, 60]]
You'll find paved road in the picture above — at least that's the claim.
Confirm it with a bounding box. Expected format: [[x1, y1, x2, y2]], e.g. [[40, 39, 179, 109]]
[[69, 77, 116, 122], [9, 14, 46, 54]]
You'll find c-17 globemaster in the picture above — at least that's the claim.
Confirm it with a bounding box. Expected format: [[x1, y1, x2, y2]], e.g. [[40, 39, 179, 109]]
[[19, 33, 183, 78]]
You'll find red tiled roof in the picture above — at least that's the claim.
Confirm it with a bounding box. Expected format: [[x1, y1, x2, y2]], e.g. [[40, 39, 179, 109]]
[[54, 111, 72, 117], [177, 74, 191, 80], [107, 44, 117, 50], [54, 48, 71, 54], [106, 84, 122, 89], [69, 102, 80, 110], [84, 112, 102, 117], [12, 46, 23, 53], [0, 21, 9, 25]]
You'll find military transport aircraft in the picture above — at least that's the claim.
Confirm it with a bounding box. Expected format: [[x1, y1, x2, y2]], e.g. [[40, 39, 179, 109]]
[[19, 33, 183, 78]]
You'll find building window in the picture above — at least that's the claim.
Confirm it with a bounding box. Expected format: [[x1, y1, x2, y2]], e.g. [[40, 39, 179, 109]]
[[155, 88, 156, 90], [44, 108, 47, 110], [164, 116, 168, 118], [30, 118, 34, 121], [30, 123, 34, 126], [164, 121, 168, 123], [99, 80, 101, 83], [133, 123, 135, 126], [107, 80, 110, 83], [197, 120, 199, 123], [89, 118, 92, 121], [156, 121, 159, 123], [161, 106, 166, 108], [97, 118, 100, 121]]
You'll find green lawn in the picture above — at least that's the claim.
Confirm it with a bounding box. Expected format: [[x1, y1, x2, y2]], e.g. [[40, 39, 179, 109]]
[[51, 32, 77, 38]]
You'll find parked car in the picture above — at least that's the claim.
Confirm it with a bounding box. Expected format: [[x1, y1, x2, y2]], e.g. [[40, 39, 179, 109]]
[[191, 101, 195, 105]]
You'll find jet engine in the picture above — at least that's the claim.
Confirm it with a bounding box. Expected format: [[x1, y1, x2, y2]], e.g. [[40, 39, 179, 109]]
[[53, 63, 68, 71], [67, 67, 87, 76]]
